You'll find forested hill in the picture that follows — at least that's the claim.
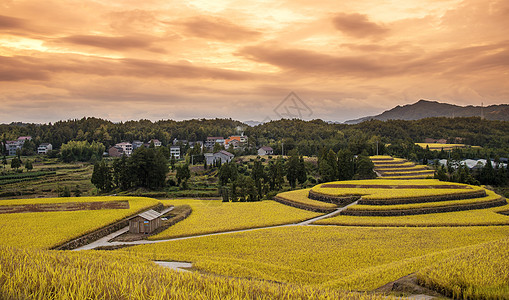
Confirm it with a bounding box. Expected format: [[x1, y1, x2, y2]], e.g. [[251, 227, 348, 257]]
[[345, 100, 509, 124], [1, 117, 508, 154]]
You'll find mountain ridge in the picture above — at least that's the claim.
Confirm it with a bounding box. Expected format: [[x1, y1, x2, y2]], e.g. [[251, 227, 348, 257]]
[[344, 100, 509, 124]]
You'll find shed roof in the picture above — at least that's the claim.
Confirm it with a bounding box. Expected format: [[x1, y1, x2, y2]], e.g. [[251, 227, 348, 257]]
[[135, 209, 162, 221]]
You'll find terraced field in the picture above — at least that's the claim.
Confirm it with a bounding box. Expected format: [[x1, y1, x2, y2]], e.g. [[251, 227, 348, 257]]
[[370, 155, 434, 179]]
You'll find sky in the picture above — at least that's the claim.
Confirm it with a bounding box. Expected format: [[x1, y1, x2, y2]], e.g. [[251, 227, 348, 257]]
[[1, 0, 508, 124]]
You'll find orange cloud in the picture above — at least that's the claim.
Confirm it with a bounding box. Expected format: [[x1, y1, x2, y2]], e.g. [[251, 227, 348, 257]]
[[332, 13, 389, 38]]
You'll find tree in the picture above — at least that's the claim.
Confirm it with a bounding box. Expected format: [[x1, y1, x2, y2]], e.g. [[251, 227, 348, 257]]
[[21, 140, 36, 156], [285, 150, 300, 189], [2, 156, 7, 169], [337, 149, 355, 180], [73, 185, 82, 197], [24, 160, 33, 172], [112, 155, 131, 190], [176, 163, 191, 189], [354, 154, 376, 179], [91, 160, 112, 192], [58, 186, 71, 197], [213, 142, 223, 153], [129, 147, 168, 189], [251, 158, 265, 200], [297, 156, 307, 186], [170, 154, 176, 170], [10, 157, 21, 171], [318, 149, 335, 182]]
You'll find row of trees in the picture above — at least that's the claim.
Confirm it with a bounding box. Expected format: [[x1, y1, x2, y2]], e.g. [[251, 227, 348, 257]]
[[318, 149, 376, 182], [91, 147, 168, 192], [435, 158, 509, 186], [218, 151, 307, 202]]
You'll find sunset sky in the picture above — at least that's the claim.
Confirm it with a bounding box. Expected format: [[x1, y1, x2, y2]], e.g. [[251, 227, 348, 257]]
[[1, 0, 508, 123]]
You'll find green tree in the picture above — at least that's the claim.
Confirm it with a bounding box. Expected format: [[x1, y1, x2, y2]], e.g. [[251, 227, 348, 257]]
[[10, 157, 21, 171], [297, 156, 307, 186], [112, 155, 131, 190], [176, 163, 191, 189], [170, 154, 176, 170], [129, 147, 168, 189], [337, 149, 355, 180], [91, 160, 112, 192], [285, 150, 300, 189], [2, 155, 7, 169], [354, 154, 376, 179], [251, 158, 265, 200], [24, 159, 33, 172]]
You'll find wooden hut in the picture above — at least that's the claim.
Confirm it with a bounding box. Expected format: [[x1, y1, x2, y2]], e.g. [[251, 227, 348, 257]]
[[129, 209, 162, 234]]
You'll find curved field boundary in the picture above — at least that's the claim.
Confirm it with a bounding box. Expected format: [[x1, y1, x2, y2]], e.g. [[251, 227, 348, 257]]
[[376, 167, 427, 172], [0, 201, 130, 214], [373, 160, 408, 165], [341, 198, 507, 216], [319, 184, 471, 189], [308, 190, 360, 205], [378, 171, 435, 177], [273, 196, 337, 213], [381, 176, 434, 179], [358, 189, 487, 205], [375, 164, 417, 169], [370, 158, 395, 161]]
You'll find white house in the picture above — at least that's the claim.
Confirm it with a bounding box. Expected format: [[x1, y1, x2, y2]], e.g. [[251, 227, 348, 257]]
[[132, 140, 143, 150], [170, 146, 181, 159], [37, 143, 53, 154], [205, 137, 225, 149], [149, 139, 162, 147], [205, 150, 234, 165], [258, 146, 273, 156], [115, 142, 133, 156], [5, 141, 22, 156]]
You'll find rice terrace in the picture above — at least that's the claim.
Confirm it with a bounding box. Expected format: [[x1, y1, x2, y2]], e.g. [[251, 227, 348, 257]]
[[2, 0, 509, 297], [1, 151, 508, 299]]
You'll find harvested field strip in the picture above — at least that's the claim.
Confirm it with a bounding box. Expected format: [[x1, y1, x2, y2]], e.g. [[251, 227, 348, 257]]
[[275, 189, 337, 210], [382, 175, 433, 179], [358, 189, 487, 205], [376, 166, 427, 171], [349, 190, 503, 211], [379, 171, 435, 177], [320, 184, 471, 189], [314, 204, 509, 227], [0, 200, 129, 214]]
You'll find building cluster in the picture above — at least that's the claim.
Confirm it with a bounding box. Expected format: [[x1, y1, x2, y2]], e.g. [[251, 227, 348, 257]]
[[108, 139, 164, 157], [205, 135, 248, 150], [2, 136, 53, 156]]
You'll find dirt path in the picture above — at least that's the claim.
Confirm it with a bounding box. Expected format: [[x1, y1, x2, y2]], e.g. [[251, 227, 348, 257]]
[[74, 203, 355, 250]]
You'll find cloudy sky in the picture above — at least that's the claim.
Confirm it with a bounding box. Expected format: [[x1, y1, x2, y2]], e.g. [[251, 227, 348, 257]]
[[1, 0, 508, 123]]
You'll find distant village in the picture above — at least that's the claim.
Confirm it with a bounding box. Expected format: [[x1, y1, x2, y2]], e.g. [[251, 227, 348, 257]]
[[2, 134, 276, 166]]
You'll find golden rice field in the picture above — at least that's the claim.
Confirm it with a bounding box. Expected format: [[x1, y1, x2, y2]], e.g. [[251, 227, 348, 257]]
[[415, 143, 467, 151], [417, 237, 509, 299], [315, 203, 509, 226], [148, 199, 320, 240], [0, 196, 159, 249], [119, 226, 509, 291], [0, 246, 386, 300], [311, 179, 483, 200]]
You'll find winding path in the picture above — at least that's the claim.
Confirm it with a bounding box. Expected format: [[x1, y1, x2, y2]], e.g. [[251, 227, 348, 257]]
[[74, 201, 358, 251]]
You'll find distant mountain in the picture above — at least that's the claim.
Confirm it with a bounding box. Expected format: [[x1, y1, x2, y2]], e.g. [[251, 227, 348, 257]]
[[344, 100, 509, 124], [243, 120, 264, 127]]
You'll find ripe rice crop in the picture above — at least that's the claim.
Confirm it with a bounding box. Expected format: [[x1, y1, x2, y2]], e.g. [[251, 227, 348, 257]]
[[0, 196, 159, 249], [416, 143, 467, 150], [417, 237, 509, 299], [149, 199, 320, 240], [314, 204, 509, 226], [0, 246, 385, 300], [122, 226, 509, 291], [276, 189, 337, 209]]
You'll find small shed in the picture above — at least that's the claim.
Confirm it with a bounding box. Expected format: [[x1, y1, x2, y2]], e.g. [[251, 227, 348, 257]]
[[129, 209, 162, 234]]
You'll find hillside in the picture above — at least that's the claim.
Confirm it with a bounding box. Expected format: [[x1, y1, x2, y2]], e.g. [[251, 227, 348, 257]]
[[345, 100, 509, 124]]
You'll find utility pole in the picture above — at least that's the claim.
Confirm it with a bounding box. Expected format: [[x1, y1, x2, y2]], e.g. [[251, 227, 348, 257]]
[[481, 102, 484, 120], [281, 140, 284, 156], [376, 140, 379, 156]]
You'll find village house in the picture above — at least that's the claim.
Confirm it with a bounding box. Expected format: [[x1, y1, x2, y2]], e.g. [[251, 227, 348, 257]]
[[115, 142, 133, 156], [37, 143, 53, 154], [170, 145, 181, 159], [132, 140, 143, 150], [5, 141, 22, 156], [205, 150, 234, 165], [128, 209, 162, 234], [108, 146, 124, 157], [205, 137, 225, 149], [149, 139, 162, 147], [258, 146, 273, 156]]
